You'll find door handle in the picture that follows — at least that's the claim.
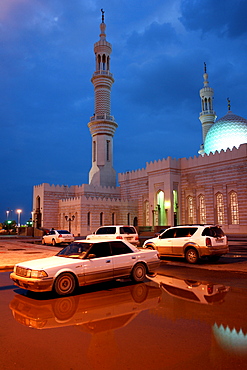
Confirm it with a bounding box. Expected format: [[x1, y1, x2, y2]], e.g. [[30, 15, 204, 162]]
[[106, 260, 111, 263], [132, 256, 136, 259]]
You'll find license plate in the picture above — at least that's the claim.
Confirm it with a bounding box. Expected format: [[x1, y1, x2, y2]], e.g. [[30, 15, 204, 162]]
[[216, 239, 223, 243]]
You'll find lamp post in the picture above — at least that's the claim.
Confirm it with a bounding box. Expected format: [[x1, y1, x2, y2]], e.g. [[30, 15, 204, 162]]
[[16, 209, 22, 227], [6, 210, 9, 221], [65, 215, 75, 233]]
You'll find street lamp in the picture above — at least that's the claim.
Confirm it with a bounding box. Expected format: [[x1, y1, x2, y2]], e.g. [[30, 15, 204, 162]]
[[16, 209, 22, 227], [65, 215, 75, 233], [6, 210, 9, 221]]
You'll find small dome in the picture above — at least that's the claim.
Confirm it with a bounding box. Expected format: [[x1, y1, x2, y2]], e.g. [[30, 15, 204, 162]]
[[204, 111, 247, 154]]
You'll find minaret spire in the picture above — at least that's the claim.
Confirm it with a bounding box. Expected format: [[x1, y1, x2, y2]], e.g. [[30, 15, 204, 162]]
[[227, 97, 231, 111], [87, 11, 118, 187], [198, 64, 217, 155]]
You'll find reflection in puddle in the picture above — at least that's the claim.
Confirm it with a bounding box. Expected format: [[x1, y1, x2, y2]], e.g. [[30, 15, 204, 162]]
[[9, 282, 161, 331], [7, 273, 247, 368], [213, 324, 247, 354], [150, 274, 229, 305]]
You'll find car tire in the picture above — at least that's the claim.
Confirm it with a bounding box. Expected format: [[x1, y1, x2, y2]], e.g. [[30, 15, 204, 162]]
[[145, 244, 155, 250], [131, 263, 146, 282], [52, 239, 56, 246], [54, 273, 76, 296], [185, 248, 199, 264], [41, 238, 46, 245]]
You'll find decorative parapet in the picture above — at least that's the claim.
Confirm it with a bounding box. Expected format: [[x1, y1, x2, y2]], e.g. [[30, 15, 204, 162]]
[[118, 168, 147, 182], [60, 194, 137, 205], [181, 143, 247, 169], [146, 156, 180, 173]]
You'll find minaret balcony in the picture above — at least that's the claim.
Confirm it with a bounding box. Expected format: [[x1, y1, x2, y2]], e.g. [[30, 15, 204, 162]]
[[200, 110, 216, 116], [93, 70, 113, 78], [90, 113, 115, 122]]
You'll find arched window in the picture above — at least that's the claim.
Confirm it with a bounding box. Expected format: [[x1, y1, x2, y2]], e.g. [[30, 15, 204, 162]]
[[229, 191, 239, 225], [87, 212, 91, 226], [156, 190, 165, 225], [216, 193, 224, 224], [112, 212, 115, 224], [100, 212, 104, 226], [187, 196, 194, 224], [198, 194, 206, 224]]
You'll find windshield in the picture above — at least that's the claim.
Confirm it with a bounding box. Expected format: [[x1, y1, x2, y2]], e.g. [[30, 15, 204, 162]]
[[56, 242, 92, 258]]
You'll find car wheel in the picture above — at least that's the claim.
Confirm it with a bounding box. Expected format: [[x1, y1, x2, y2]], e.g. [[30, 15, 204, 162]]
[[52, 239, 56, 246], [185, 248, 199, 264], [41, 238, 46, 245], [54, 273, 76, 296], [145, 244, 154, 250], [207, 255, 221, 263], [131, 263, 146, 282], [130, 283, 148, 303]]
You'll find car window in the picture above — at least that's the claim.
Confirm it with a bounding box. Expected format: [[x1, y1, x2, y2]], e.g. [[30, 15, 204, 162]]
[[49, 231, 55, 235], [160, 229, 176, 239], [57, 230, 70, 234], [57, 242, 91, 257], [120, 227, 136, 234], [110, 241, 133, 255], [175, 228, 197, 238], [88, 242, 111, 258], [96, 227, 116, 235], [202, 227, 225, 237]]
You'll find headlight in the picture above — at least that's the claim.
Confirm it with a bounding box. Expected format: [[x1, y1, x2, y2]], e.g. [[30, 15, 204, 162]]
[[29, 270, 48, 278]]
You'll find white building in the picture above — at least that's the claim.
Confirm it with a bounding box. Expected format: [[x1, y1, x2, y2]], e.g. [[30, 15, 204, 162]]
[[33, 13, 247, 236]]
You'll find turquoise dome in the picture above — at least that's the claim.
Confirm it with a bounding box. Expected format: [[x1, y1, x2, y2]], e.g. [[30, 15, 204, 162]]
[[204, 111, 247, 155]]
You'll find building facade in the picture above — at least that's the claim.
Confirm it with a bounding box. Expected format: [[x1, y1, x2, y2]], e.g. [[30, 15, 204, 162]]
[[32, 13, 247, 236]]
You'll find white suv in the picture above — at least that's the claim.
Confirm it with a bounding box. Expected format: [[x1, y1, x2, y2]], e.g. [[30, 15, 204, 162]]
[[86, 225, 139, 246], [143, 225, 228, 264]]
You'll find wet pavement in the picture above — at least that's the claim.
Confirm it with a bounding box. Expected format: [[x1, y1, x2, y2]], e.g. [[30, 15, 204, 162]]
[[1, 269, 247, 370], [1, 236, 247, 369]]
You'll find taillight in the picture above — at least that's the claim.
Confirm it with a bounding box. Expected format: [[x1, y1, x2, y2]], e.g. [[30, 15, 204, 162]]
[[116, 236, 123, 239], [58, 234, 62, 238], [135, 236, 139, 240], [207, 285, 214, 294], [206, 237, 212, 246]]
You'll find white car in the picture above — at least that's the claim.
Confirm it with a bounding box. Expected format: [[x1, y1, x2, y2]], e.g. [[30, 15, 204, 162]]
[[42, 230, 74, 246], [86, 225, 140, 246], [10, 239, 160, 296], [143, 225, 229, 263]]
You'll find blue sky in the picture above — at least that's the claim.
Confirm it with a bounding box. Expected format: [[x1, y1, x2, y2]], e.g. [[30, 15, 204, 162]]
[[1, 0, 247, 224]]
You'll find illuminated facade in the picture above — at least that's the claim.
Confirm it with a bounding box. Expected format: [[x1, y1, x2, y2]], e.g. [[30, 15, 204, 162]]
[[32, 13, 247, 236]]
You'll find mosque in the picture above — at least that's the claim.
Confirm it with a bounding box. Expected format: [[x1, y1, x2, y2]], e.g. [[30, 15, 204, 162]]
[[32, 13, 247, 235]]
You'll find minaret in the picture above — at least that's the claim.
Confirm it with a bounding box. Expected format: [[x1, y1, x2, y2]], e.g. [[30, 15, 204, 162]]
[[88, 10, 118, 187], [198, 63, 217, 155]]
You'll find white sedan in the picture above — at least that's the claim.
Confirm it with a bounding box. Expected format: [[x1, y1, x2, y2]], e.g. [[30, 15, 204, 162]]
[[10, 240, 160, 296], [42, 229, 74, 246]]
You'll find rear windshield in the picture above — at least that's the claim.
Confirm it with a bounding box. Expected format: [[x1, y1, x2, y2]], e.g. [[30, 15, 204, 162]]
[[120, 226, 136, 234], [96, 227, 116, 235], [202, 227, 225, 237], [57, 230, 70, 234]]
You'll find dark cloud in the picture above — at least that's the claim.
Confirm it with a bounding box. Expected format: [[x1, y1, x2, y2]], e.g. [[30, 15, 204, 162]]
[[180, 0, 247, 38]]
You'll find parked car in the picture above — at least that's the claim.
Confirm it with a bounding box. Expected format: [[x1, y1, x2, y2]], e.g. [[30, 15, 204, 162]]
[[41, 229, 74, 246], [10, 239, 160, 296], [142, 225, 229, 264], [86, 225, 140, 246]]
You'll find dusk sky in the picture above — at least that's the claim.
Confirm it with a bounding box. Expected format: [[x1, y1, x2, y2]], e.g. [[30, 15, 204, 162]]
[[1, 0, 247, 224]]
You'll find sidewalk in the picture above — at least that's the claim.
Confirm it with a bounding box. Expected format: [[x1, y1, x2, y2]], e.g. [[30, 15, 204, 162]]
[[1, 238, 247, 273], [0, 240, 59, 270]]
